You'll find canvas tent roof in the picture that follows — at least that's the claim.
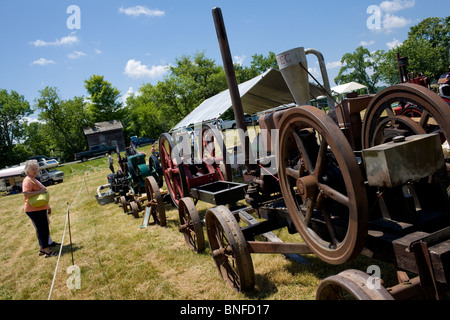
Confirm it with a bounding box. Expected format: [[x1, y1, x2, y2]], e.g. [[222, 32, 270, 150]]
[[331, 81, 367, 95], [172, 68, 298, 131]]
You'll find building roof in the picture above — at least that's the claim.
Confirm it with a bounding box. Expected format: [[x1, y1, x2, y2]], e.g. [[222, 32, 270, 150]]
[[83, 120, 123, 135]]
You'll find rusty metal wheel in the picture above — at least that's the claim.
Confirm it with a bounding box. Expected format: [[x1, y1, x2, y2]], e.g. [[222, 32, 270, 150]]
[[316, 269, 394, 300], [206, 205, 254, 292], [278, 105, 368, 265], [200, 123, 232, 182], [130, 201, 139, 219], [159, 132, 188, 207], [144, 175, 166, 226], [362, 83, 450, 149], [120, 195, 129, 214], [370, 115, 426, 145], [178, 197, 205, 252]]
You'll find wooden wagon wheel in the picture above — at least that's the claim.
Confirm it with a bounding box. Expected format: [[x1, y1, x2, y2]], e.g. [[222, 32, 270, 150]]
[[316, 269, 394, 300], [120, 195, 129, 214], [159, 132, 188, 207], [278, 105, 368, 265], [178, 197, 205, 253], [144, 175, 166, 226], [200, 123, 232, 182], [205, 206, 254, 292], [129, 201, 139, 219], [362, 83, 450, 153]]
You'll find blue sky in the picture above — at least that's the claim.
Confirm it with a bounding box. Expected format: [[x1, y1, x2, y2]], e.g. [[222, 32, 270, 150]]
[[0, 0, 448, 120]]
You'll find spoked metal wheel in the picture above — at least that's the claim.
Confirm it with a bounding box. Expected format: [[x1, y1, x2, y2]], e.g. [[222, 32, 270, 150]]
[[200, 123, 232, 182], [316, 269, 394, 300], [362, 83, 450, 150], [178, 197, 205, 253], [370, 115, 426, 145], [129, 201, 139, 219], [278, 105, 368, 265], [120, 195, 129, 214], [144, 176, 166, 226], [206, 206, 254, 292], [159, 132, 188, 207]]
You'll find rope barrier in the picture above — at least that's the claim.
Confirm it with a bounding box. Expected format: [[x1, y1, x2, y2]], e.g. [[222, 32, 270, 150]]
[[47, 175, 85, 300]]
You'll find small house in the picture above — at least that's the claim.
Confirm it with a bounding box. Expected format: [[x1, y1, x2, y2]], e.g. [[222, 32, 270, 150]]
[[83, 120, 126, 150]]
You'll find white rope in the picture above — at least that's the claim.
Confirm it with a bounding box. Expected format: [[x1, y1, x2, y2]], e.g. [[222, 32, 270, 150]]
[[47, 176, 85, 300]]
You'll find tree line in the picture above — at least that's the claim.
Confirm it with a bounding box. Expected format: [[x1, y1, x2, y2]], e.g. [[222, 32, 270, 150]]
[[0, 17, 447, 168]]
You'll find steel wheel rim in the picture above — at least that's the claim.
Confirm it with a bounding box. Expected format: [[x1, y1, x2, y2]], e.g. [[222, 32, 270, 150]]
[[206, 206, 254, 292], [159, 133, 188, 207], [144, 175, 166, 226], [362, 83, 450, 149], [316, 269, 394, 300], [278, 105, 368, 265], [178, 197, 205, 252]]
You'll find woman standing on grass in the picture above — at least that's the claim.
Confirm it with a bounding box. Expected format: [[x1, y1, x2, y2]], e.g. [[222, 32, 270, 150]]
[[22, 160, 57, 258]]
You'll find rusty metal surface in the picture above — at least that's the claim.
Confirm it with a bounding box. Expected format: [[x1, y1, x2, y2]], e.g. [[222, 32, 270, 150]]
[[277, 105, 369, 265], [316, 269, 394, 300], [144, 175, 166, 226], [178, 197, 205, 253], [362, 83, 450, 151], [363, 133, 445, 187]]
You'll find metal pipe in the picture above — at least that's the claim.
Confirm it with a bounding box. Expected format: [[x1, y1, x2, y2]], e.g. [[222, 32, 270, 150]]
[[305, 48, 337, 122], [212, 7, 256, 173]]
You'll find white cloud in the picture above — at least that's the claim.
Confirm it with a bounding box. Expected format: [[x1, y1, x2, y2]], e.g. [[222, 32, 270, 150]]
[[31, 34, 79, 47], [67, 51, 87, 59], [119, 6, 165, 17], [121, 87, 143, 105], [326, 61, 342, 69], [386, 38, 403, 49], [380, 0, 415, 13], [94, 49, 103, 55], [383, 13, 411, 30], [124, 59, 169, 79], [360, 40, 375, 47], [31, 58, 56, 66], [233, 55, 246, 66]]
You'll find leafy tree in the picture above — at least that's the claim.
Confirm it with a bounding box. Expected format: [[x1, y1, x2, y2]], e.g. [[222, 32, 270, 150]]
[[22, 121, 52, 157], [0, 89, 32, 167], [250, 51, 278, 73], [84, 75, 123, 122], [335, 46, 383, 93], [35, 87, 92, 161], [378, 17, 450, 85]]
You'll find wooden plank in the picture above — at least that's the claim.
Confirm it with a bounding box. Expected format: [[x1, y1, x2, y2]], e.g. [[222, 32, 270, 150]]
[[247, 241, 312, 255]]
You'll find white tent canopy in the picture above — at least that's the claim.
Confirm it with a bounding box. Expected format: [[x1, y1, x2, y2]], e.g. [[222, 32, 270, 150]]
[[331, 81, 368, 95], [171, 69, 296, 131]]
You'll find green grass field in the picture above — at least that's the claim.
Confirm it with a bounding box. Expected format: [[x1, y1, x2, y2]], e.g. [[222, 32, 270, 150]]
[[0, 144, 398, 300]]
